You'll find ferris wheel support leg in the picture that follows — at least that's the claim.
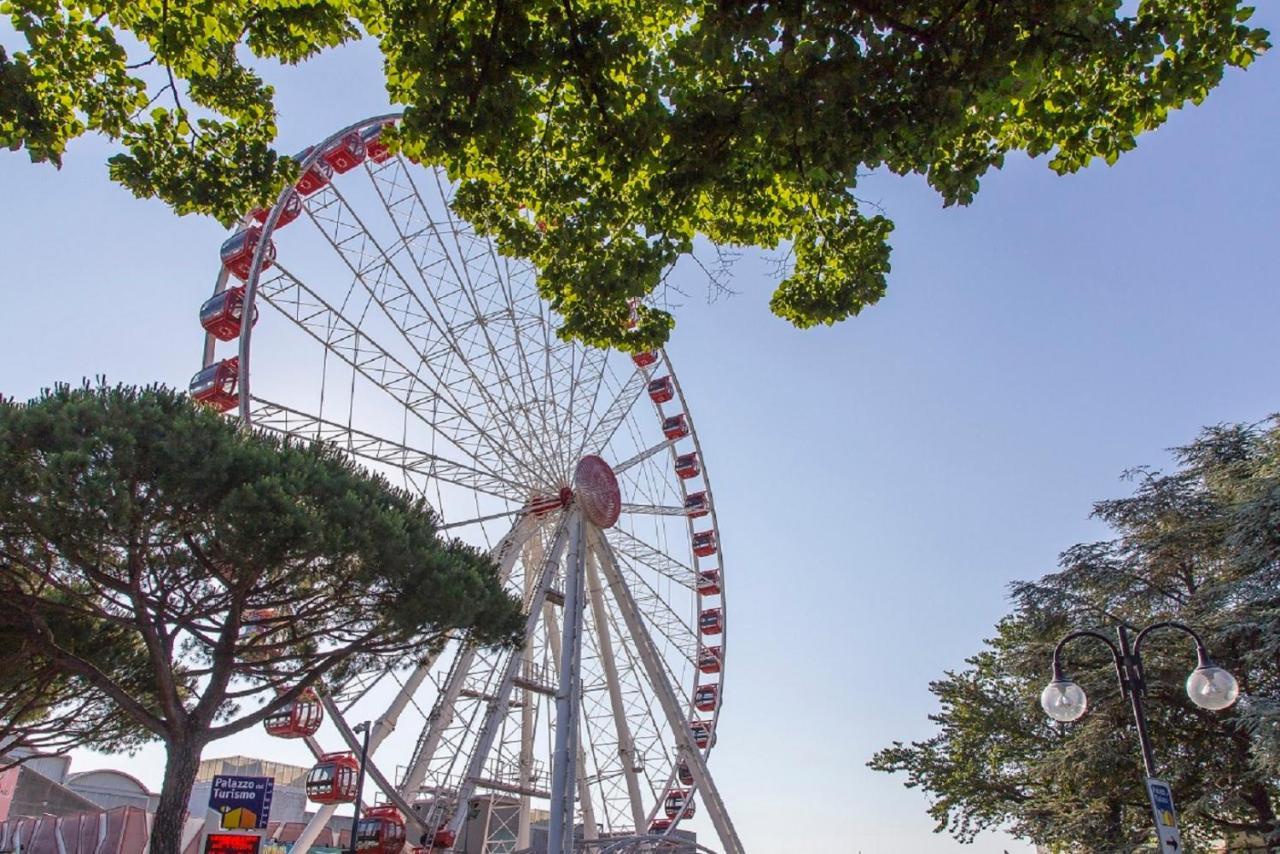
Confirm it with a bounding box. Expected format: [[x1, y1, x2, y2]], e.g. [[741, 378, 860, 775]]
[[585, 549, 649, 830], [294, 519, 539, 852], [592, 531, 746, 854], [543, 589, 602, 849], [577, 740, 600, 848], [516, 534, 544, 850], [370, 656, 435, 751], [397, 516, 539, 799], [548, 511, 588, 854], [316, 691, 428, 834], [442, 519, 571, 843], [289, 804, 338, 854]]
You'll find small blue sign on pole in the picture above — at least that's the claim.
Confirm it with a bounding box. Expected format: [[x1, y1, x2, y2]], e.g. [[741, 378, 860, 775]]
[[1146, 778, 1182, 851], [209, 775, 275, 830]]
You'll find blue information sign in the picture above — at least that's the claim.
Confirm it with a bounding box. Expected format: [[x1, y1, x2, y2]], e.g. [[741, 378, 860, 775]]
[[1146, 778, 1182, 851], [209, 775, 274, 830]]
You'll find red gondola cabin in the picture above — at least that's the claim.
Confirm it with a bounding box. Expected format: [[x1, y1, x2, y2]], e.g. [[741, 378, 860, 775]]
[[189, 358, 240, 412], [200, 287, 258, 342], [241, 608, 278, 634], [632, 351, 658, 369], [239, 607, 286, 662], [677, 762, 694, 786], [250, 191, 302, 229], [683, 491, 709, 518], [648, 819, 671, 835], [692, 530, 718, 558], [648, 376, 674, 404], [696, 569, 721, 596], [694, 684, 719, 712], [355, 804, 405, 854], [698, 646, 722, 674], [674, 453, 700, 480], [361, 124, 394, 164], [698, 608, 723, 636], [663, 789, 695, 819], [662, 414, 689, 441], [431, 826, 457, 850], [293, 147, 335, 195], [306, 752, 359, 804], [323, 132, 366, 174], [220, 227, 277, 282], [264, 690, 324, 739], [690, 720, 715, 749]]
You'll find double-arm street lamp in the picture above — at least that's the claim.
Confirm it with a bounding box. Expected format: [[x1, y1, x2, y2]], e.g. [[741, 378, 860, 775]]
[[1041, 621, 1239, 849]]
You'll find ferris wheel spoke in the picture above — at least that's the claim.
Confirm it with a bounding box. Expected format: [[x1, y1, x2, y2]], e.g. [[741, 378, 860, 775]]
[[618, 503, 687, 517], [492, 248, 566, 478], [365, 159, 564, 480], [559, 346, 612, 467], [580, 367, 649, 459], [248, 398, 525, 501], [608, 558, 698, 696], [591, 530, 745, 854], [605, 528, 698, 591], [300, 182, 559, 489], [419, 169, 556, 444], [437, 506, 528, 531], [255, 264, 538, 488], [613, 439, 677, 475], [399, 159, 562, 479]]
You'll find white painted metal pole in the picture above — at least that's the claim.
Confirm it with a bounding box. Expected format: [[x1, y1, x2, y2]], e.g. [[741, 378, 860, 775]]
[[543, 596, 601, 849], [289, 804, 338, 854], [591, 530, 745, 854], [398, 517, 538, 798], [585, 549, 648, 830], [516, 530, 548, 849], [548, 511, 587, 854], [443, 519, 571, 841]]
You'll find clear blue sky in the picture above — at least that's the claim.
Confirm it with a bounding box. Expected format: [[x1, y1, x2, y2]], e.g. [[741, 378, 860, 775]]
[[1, 18, 1277, 852]]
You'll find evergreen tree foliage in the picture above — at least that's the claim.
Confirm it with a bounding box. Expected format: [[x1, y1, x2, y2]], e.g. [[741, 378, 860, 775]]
[[870, 419, 1280, 851], [0, 383, 524, 854]]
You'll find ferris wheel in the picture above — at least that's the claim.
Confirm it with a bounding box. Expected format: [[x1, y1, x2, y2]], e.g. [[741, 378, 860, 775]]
[[191, 114, 743, 854]]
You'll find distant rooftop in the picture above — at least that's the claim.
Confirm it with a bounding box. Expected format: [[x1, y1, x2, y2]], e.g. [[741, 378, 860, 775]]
[[195, 756, 310, 788]]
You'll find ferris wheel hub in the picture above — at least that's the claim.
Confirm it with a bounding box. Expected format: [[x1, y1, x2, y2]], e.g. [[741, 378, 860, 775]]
[[572, 455, 621, 528]]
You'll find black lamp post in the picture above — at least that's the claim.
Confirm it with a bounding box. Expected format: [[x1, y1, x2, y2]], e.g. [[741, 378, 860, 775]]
[[347, 721, 372, 854], [1041, 621, 1239, 845]]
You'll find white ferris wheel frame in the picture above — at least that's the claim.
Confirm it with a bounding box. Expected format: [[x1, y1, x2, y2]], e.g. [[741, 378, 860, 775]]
[[197, 113, 742, 854]]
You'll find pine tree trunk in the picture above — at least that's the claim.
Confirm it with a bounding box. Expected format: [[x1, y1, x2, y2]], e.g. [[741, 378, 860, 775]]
[[150, 736, 205, 854]]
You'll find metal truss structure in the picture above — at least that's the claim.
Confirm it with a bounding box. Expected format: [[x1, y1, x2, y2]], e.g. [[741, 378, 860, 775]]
[[196, 115, 742, 854]]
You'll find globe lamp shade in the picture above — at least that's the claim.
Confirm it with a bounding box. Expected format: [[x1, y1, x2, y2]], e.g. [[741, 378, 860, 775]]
[[1186, 665, 1239, 711], [1041, 679, 1088, 722]]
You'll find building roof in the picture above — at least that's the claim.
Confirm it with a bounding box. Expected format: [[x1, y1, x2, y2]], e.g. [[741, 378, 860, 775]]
[[195, 756, 311, 788], [65, 769, 153, 797]]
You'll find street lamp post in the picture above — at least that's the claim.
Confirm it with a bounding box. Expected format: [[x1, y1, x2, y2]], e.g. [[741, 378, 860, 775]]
[[347, 721, 372, 854], [1041, 621, 1240, 849]]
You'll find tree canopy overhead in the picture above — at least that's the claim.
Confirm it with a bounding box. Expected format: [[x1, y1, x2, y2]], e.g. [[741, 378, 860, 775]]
[[1, 1, 1269, 346]]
